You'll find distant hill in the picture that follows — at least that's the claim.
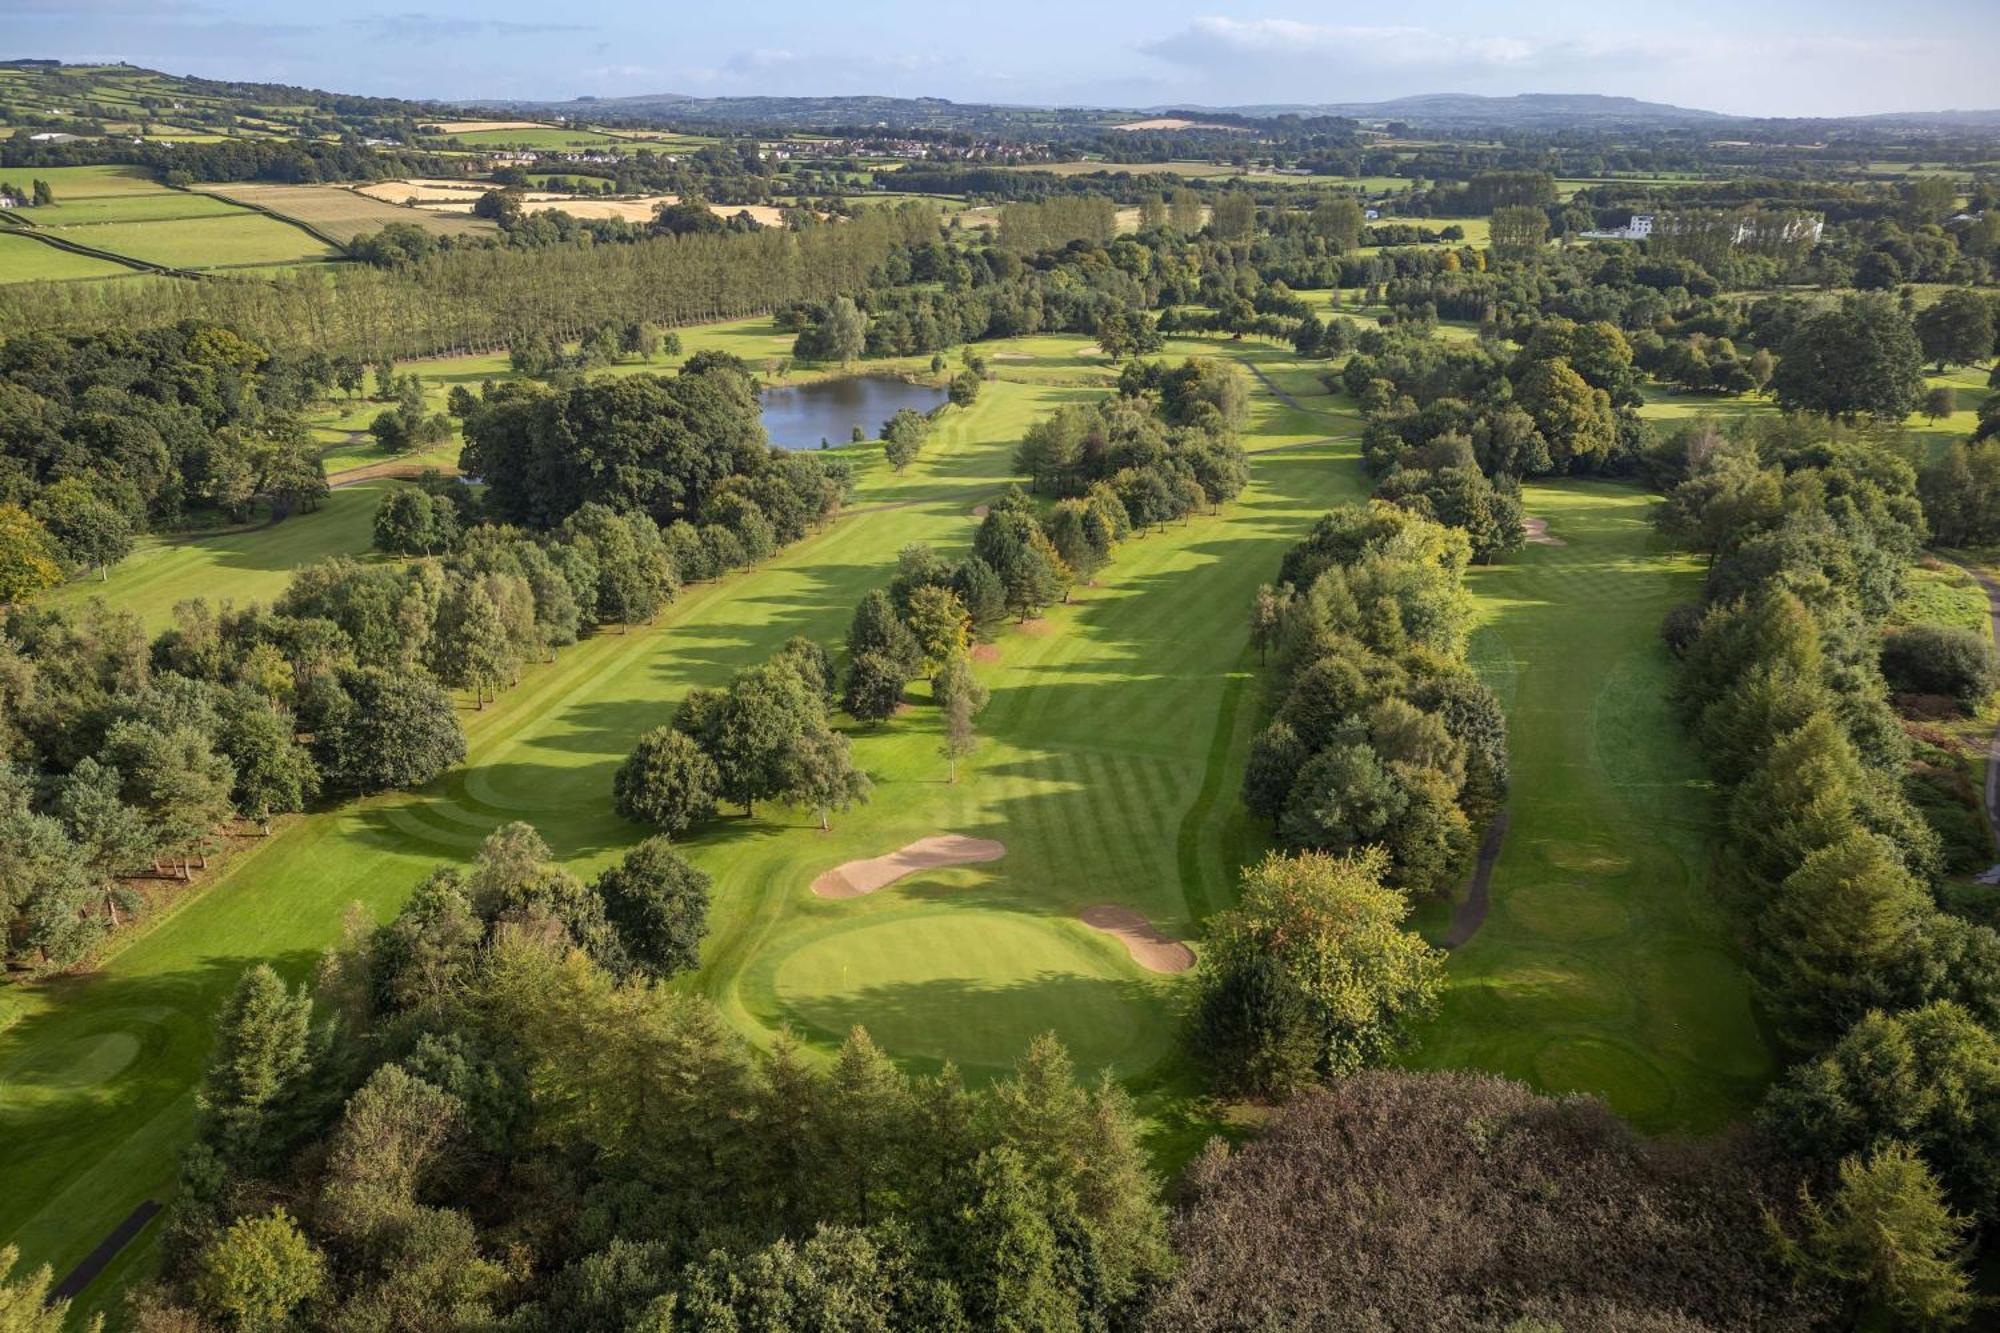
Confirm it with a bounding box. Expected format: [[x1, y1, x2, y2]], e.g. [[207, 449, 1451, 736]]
[[1227, 93, 1728, 127]]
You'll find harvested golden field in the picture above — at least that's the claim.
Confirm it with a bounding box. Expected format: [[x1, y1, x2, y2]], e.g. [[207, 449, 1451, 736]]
[[519, 195, 675, 222], [1110, 118, 1251, 132], [424, 119, 545, 133], [354, 179, 489, 204]]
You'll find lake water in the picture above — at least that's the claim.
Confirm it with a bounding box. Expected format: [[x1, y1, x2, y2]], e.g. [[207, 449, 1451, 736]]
[[759, 376, 948, 451]]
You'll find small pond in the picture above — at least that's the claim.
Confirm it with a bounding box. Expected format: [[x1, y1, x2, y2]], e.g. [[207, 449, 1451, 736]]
[[759, 376, 948, 451]]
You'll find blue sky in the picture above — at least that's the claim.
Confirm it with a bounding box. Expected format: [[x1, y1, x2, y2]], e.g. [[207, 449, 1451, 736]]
[[6, 1, 1996, 117]]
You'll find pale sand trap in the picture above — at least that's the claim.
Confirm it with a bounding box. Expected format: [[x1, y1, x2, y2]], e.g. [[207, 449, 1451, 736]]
[[811, 834, 1006, 899], [429, 119, 548, 134], [1080, 905, 1195, 974], [1523, 516, 1566, 546]]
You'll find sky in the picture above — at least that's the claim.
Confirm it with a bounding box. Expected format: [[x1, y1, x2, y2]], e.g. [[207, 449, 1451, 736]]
[[7, 1, 1998, 118]]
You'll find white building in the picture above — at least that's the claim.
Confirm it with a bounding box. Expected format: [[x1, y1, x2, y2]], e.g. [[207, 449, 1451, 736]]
[[1579, 213, 1654, 241]]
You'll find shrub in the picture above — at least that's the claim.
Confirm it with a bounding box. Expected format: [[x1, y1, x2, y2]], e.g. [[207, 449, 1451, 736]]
[[1881, 625, 1999, 708]]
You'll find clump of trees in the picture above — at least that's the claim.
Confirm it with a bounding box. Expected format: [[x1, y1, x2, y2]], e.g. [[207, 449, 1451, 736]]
[[617, 638, 867, 831], [135, 844, 1169, 1332], [462, 355, 845, 531], [0, 586, 466, 971], [1242, 503, 1507, 896], [1018, 359, 1249, 530]]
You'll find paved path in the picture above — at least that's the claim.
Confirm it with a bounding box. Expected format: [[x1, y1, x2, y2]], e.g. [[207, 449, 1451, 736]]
[[1442, 810, 1509, 949], [52, 1200, 160, 1302]]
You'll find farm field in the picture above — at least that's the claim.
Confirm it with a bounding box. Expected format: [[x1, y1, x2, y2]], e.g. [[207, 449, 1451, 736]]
[[0, 163, 166, 196], [0, 230, 138, 282], [195, 183, 499, 242], [46, 212, 342, 270], [26, 192, 244, 226], [433, 126, 626, 148], [1403, 482, 1773, 1132]]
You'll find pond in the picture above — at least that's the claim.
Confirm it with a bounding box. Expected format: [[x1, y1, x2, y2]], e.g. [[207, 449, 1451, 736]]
[[759, 375, 948, 451]]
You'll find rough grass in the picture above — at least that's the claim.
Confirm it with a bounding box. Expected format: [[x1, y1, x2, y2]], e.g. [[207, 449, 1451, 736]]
[[1403, 482, 1773, 1132]]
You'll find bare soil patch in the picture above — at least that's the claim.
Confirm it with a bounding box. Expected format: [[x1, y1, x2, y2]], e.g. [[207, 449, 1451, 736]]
[[970, 643, 1001, 663], [1080, 905, 1194, 973], [1523, 516, 1566, 546], [1017, 618, 1051, 636], [810, 834, 1006, 899], [971, 504, 990, 518]]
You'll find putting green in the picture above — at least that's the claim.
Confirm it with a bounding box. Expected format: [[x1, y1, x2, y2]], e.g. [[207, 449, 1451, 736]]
[[767, 909, 1165, 1073]]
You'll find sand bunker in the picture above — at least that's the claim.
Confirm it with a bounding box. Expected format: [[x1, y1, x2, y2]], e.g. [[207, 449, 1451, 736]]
[[1523, 516, 1566, 546], [1080, 905, 1194, 973], [811, 834, 1006, 899]]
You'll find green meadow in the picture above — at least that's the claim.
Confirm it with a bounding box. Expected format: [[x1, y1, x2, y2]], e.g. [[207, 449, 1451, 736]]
[[0, 231, 137, 282], [0, 325, 1781, 1321]]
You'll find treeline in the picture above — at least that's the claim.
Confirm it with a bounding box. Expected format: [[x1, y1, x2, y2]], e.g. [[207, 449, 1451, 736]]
[[1657, 412, 2000, 1313], [0, 323, 333, 597], [116, 833, 1168, 1332], [0, 205, 940, 361]]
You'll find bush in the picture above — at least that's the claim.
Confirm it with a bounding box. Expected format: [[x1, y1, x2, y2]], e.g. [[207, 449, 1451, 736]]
[[1881, 625, 1999, 708]]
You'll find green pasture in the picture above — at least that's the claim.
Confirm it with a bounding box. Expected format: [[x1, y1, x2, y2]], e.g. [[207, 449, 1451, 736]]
[[1, 164, 164, 197], [45, 481, 401, 634], [439, 126, 626, 148], [0, 231, 137, 283], [1404, 481, 1773, 1131], [46, 213, 342, 270], [28, 192, 247, 226]]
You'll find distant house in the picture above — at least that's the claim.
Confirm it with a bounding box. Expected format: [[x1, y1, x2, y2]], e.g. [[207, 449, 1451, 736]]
[[0, 196, 15, 211], [28, 131, 79, 144], [1579, 213, 1655, 241], [1363, 207, 1381, 221]]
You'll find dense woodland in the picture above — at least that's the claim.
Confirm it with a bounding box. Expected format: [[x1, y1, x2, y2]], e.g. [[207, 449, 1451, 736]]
[[4, 98, 2000, 1330]]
